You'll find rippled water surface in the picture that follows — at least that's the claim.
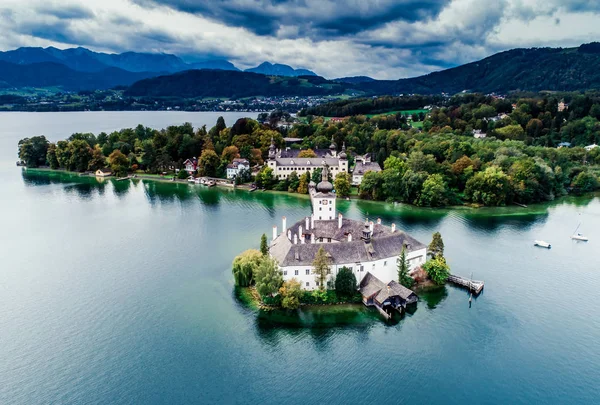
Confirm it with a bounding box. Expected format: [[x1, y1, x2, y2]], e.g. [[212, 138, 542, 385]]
[[1, 112, 600, 404]]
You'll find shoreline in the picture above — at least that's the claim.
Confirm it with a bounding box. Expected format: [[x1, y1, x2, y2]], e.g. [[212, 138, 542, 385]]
[[22, 167, 598, 213]]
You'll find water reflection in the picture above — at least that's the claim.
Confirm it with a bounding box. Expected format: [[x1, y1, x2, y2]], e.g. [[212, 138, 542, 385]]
[[417, 286, 449, 309]]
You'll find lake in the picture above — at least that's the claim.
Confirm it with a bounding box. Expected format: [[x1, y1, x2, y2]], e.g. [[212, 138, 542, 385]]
[[2, 112, 600, 404]]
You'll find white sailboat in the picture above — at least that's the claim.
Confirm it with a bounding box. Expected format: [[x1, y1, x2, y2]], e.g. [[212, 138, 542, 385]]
[[571, 223, 589, 241]]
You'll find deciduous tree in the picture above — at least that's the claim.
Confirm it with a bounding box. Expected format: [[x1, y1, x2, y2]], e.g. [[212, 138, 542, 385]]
[[254, 257, 283, 297], [232, 249, 262, 287], [312, 246, 331, 290]]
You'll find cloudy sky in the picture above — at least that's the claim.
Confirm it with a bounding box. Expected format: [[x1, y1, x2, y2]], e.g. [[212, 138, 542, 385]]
[[1, 0, 600, 79]]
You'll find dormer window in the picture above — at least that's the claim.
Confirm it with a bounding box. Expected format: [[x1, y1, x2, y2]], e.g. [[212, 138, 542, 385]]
[[307, 161, 310, 165], [290, 160, 294, 164]]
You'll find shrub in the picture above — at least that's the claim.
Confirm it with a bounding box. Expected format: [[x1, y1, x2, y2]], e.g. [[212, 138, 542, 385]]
[[335, 267, 357, 296]]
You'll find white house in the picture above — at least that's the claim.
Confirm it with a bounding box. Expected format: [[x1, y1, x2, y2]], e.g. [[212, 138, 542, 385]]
[[266, 136, 348, 180], [183, 158, 198, 174], [585, 144, 599, 151], [352, 155, 382, 185], [269, 165, 427, 290], [226, 158, 250, 179]]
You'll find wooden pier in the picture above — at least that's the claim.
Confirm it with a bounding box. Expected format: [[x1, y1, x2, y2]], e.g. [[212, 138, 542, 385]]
[[447, 274, 484, 295]]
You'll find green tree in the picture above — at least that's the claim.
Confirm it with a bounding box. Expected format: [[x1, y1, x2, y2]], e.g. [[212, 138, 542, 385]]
[[334, 266, 357, 296], [428, 232, 444, 258], [221, 145, 239, 163], [46, 143, 59, 169], [256, 166, 275, 190], [297, 171, 310, 193], [298, 149, 317, 158], [279, 278, 303, 310], [334, 172, 352, 197], [177, 167, 189, 179], [571, 171, 599, 194], [287, 171, 300, 192], [417, 174, 449, 207], [465, 166, 511, 206], [68, 139, 93, 172], [359, 170, 383, 200], [199, 149, 220, 177], [254, 257, 283, 297], [232, 249, 262, 287], [18, 136, 49, 167], [260, 233, 268, 256], [397, 247, 414, 288], [88, 145, 106, 171], [108, 149, 129, 176], [312, 246, 331, 290], [423, 257, 450, 285]]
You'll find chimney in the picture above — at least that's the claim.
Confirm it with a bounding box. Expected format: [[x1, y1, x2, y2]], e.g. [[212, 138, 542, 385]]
[[338, 213, 343, 229], [282, 216, 287, 234], [311, 214, 315, 228], [272, 225, 277, 241], [311, 234, 315, 243], [370, 221, 374, 233], [348, 233, 352, 242], [305, 216, 310, 230], [377, 218, 381, 225], [294, 234, 298, 245], [299, 225, 303, 238], [391, 223, 396, 233], [287, 230, 292, 240]]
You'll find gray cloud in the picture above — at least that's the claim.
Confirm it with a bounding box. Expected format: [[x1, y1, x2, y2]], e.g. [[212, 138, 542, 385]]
[[1, 0, 600, 79]]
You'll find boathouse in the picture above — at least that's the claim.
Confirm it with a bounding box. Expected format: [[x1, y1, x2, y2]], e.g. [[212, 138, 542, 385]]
[[359, 272, 418, 318], [95, 168, 112, 177]]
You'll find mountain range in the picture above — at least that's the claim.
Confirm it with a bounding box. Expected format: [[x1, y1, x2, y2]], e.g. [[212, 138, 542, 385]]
[[2, 43, 600, 96], [0, 46, 315, 77]]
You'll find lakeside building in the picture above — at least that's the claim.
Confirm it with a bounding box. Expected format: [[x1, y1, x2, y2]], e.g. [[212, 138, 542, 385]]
[[95, 168, 112, 177], [269, 165, 427, 290], [352, 155, 382, 186], [226, 158, 250, 179], [266, 136, 348, 180], [183, 158, 198, 174]]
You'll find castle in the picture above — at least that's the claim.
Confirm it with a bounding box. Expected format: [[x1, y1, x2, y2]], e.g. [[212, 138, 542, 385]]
[[269, 165, 427, 290]]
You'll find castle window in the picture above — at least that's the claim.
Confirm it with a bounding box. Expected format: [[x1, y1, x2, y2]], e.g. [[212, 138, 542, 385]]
[[283, 270, 288, 275], [319, 237, 323, 242], [306, 282, 310, 287], [294, 270, 299, 276], [327, 238, 331, 243], [306, 269, 310, 275], [384, 261, 387, 266], [315, 281, 319, 287]]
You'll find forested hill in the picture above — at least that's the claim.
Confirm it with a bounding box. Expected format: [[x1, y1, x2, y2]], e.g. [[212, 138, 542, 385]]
[[124, 69, 349, 98], [359, 43, 600, 95]]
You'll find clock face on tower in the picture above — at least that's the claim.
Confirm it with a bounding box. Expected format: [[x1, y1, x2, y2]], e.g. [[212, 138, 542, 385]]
[[322, 200, 328, 205]]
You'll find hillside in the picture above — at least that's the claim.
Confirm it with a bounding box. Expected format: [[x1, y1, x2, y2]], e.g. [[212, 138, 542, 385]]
[[124, 69, 347, 98], [359, 44, 600, 94], [0, 61, 157, 91], [245, 62, 316, 77]]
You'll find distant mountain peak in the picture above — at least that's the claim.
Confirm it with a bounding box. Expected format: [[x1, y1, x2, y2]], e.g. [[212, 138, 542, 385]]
[[245, 61, 317, 77]]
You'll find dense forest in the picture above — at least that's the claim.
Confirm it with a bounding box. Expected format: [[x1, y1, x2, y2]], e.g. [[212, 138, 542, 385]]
[[17, 93, 600, 207]]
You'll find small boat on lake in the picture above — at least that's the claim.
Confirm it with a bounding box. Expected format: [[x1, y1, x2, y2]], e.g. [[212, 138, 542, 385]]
[[571, 223, 588, 241], [207, 180, 216, 187], [534, 240, 551, 249]]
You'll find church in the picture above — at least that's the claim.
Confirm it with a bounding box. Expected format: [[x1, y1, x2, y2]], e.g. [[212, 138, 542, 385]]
[[269, 165, 428, 290]]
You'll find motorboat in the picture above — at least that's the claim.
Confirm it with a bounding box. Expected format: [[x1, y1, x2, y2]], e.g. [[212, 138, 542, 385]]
[[534, 240, 551, 249]]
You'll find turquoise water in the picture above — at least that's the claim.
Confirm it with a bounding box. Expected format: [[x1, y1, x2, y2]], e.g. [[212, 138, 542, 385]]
[[2, 112, 600, 404]]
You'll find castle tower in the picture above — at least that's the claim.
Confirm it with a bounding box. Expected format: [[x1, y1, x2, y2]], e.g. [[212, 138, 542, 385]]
[[312, 165, 336, 221]]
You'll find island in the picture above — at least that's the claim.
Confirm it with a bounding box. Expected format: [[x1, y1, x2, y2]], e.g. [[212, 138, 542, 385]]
[[233, 164, 456, 320]]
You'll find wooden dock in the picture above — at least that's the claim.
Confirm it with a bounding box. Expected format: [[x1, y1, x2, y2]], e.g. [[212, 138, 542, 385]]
[[447, 274, 484, 295]]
